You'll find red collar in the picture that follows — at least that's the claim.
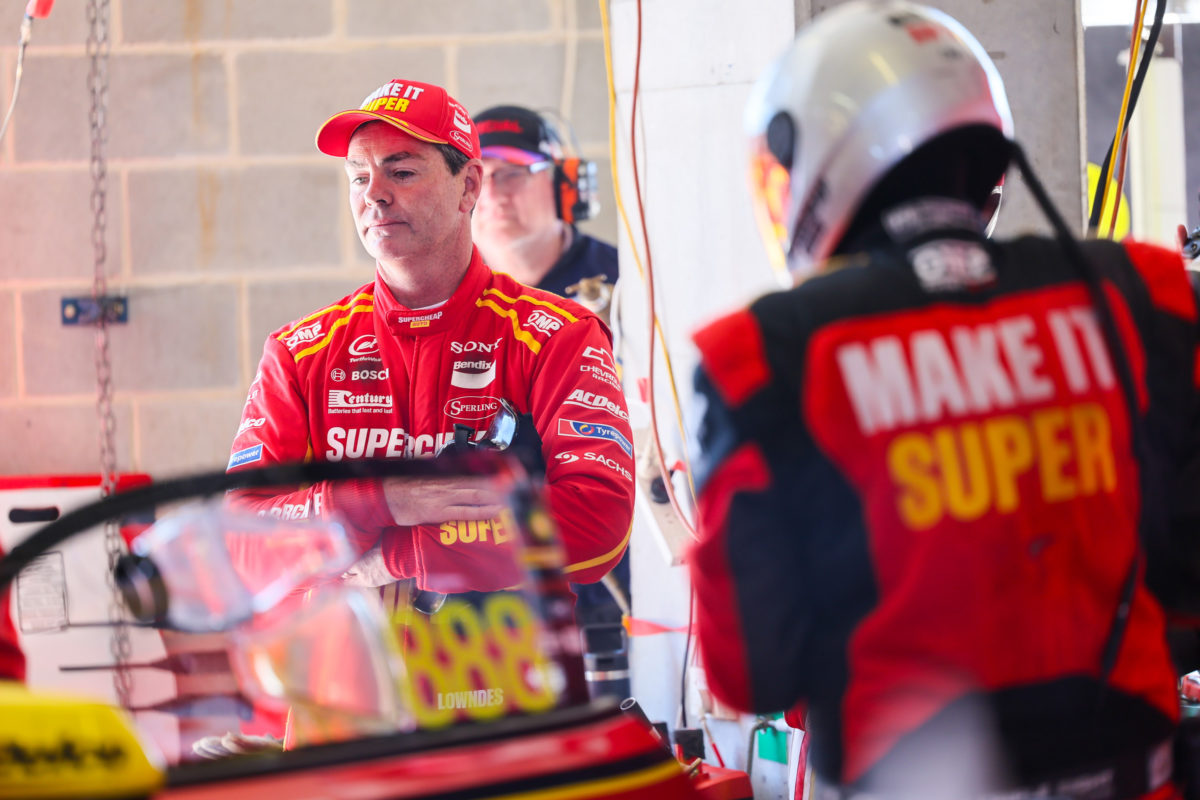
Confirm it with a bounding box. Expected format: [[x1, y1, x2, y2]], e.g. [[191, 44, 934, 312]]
[[374, 248, 490, 337]]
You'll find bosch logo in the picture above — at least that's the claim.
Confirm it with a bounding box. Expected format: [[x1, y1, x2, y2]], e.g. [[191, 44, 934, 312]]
[[348, 335, 379, 357], [331, 368, 346, 381], [450, 338, 503, 355], [444, 396, 501, 421], [352, 369, 390, 381]]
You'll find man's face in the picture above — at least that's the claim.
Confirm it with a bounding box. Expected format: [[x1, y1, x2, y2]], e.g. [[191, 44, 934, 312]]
[[472, 156, 559, 245], [345, 123, 480, 264]]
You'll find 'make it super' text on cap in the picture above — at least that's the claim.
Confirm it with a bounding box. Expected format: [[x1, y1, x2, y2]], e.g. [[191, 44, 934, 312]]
[[315, 79, 481, 160]]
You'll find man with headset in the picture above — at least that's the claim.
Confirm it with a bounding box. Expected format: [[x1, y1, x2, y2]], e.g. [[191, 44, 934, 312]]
[[471, 105, 619, 320], [471, 105, 629, 688], [688, 1, 1200, 797]]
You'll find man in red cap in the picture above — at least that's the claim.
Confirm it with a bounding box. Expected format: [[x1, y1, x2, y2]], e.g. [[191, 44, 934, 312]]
[[225, 79, 633, 612]]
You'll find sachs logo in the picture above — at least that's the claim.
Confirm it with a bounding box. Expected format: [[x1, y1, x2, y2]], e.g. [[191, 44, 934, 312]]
[[348, 334, 379, 357], [444, 396, 501, 421]]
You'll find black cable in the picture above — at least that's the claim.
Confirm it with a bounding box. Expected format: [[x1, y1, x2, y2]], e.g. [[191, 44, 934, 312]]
[[1011, 142, 1148, 694], [1087, 0, 1166, 234]]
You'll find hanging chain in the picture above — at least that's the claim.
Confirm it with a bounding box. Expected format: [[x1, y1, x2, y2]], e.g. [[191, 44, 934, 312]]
[[86, 0, 131, 709]]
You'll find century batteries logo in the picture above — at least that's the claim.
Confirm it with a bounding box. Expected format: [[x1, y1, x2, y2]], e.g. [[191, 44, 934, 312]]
[[327, 390, 394, 413], [557, 419, 632, 456]]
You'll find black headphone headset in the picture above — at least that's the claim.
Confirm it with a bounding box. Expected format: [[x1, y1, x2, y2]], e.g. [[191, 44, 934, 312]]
[[537, 110, 599, 225]]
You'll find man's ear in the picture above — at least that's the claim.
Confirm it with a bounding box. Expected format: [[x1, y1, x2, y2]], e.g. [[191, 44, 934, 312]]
[[461, 159, 483, 214]]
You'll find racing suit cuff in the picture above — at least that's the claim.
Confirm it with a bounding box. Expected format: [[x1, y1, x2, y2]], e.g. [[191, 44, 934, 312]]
[[381, 526, 418, 580], [326, 478, 392, 554]]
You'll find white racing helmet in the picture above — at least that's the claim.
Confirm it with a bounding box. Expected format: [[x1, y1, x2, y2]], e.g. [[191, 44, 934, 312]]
[[746, 0, 1015, 285]]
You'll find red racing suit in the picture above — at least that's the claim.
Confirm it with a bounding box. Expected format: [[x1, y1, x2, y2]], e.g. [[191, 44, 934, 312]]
[[226, 248, 634, 593], [689, 199, 1200, 797]]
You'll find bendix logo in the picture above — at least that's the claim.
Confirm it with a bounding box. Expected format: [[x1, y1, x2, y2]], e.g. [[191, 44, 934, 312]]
[[444, 396, 501, 421], [348, 334, 379, 357]]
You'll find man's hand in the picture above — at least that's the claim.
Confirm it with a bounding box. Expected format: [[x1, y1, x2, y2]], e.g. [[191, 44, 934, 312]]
[[381, 475, 505, 526], [340, 544, 396, 587]]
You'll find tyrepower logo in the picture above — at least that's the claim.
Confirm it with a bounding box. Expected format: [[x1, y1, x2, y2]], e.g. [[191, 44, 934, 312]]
[[450, 338, 503, 355], [524, 309, 563, 334], [451, 359, 496, 389], [444, 396, 501, 421], [557, 419, 633, 456], [327, 390, 393, 413], [348, 334, 381, 362], [564, 389, 628, 420], [284, 321, 322, 348], [352, 368, 390, 381]]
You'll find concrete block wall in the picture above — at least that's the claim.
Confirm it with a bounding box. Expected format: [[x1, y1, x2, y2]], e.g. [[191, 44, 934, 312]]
[[0, 0, 617, 478]]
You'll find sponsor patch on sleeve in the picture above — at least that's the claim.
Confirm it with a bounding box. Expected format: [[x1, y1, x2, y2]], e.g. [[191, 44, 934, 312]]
[[228, 444, 264, 469], [557, 419, 633, 457]]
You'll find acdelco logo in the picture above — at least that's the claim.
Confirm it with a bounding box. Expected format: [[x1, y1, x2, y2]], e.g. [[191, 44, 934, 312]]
[[444, 396, 501, 421], [450, 338, 503, 354], [564, 389, 629, 420]]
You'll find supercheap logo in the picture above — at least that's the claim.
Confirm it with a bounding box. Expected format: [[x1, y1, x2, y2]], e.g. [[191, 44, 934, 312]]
[[557, 419, 632, 457]]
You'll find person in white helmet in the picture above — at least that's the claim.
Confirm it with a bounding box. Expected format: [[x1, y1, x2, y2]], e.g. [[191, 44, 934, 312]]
[[686, 2, 1200, 797]]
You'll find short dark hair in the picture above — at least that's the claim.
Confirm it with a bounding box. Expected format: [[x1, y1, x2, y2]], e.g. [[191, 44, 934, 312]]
[[436, 143, 470, 175]]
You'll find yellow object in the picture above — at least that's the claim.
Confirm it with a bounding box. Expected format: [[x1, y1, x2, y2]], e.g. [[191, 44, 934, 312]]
[[1095, 0, 1149, 233], [1087, 162, 1132, 240], [0, 681, 163, 799]]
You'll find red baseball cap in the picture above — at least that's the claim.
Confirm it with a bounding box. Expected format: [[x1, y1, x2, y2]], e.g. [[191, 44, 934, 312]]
[[315, 79, 481, 160]]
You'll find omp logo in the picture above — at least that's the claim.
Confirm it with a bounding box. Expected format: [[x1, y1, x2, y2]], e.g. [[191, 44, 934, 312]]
[[564, 389, 628, 420], [524, 309, 563, 333], [451, 359, 496, 389], [450, 338, 503, 354], [284, 321, 322, 348], [331, 368, 346, 381], [348, 335, 379, 357], [352, 368, 390, 381], [557, 419, 633, 456], [556, 452, 580, 464], [327, 390, 393, 413], [444, 396, 501, 421], [582, 346, 617, 375], [584, 451, 632, 481], [237, 417, 266, 434]]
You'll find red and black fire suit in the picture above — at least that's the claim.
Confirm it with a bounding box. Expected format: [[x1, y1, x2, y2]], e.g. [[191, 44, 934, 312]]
[[689, 198, 1200, 797], [226, 248, 634, 594]]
